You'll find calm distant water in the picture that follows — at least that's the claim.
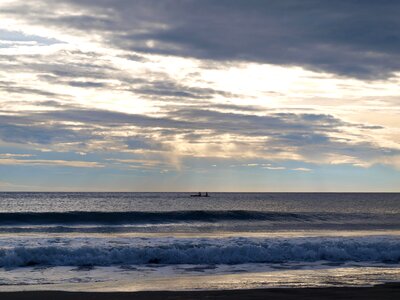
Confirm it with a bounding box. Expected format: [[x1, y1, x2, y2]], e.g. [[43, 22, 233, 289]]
[[0, 192, 399, 291]]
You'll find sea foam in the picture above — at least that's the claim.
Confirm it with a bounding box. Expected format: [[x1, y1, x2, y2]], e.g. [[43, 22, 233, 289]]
[[0, 236, 399, 267]]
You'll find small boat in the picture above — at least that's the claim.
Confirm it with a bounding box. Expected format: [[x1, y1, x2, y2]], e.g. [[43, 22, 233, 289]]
[[190, 192, 210, 197]]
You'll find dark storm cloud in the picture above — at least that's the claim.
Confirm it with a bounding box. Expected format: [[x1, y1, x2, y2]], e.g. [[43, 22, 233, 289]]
[[29, 0, 400, 79]]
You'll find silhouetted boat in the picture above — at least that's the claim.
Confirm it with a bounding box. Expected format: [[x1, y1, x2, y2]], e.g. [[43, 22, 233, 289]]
[[190, 192, 210, 197]]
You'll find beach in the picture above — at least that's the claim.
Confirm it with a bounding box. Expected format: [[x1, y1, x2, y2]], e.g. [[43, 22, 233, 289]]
[[1, 284, 400, 300]]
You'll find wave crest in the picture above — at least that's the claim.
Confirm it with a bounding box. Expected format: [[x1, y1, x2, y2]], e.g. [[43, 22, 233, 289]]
[[1, 237, 399, 267], [0, 210, 392, 225]]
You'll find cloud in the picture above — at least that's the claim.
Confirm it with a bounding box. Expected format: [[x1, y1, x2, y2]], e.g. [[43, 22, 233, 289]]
[[67, 81, 107, 88], [131, 81, 237, 100], [264, 166, 286, 170], [168, 109, 346, 136], [0, 121, 94, 145], [126, 136, 171, 151], [0, 153, 34, 158], [1, 104, 396, 170], [0, 0, 399, 186], [14, 107, 345, 139], [0, 158, 104, 168], [292, 167, 312, 172], [8, 0, 399, 79], [0, 28, 60, 44], [106, 158, 171, 170], [0, 80, 64, 98]]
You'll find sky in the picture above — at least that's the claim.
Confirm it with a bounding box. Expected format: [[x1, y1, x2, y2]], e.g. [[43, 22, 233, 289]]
[[0, 0, 400, 192]]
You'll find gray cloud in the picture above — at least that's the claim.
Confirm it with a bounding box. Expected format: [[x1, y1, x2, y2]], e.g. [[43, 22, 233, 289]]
[[126, 137, 170, 151], [131, 80, 238, 101], [0, 104, 395, 169], [0, 49, 119, 81], [0, 80, 64, 98], [0, 47, 236, 102], [1, 107, 381, 145], [36, 109, 190, 129], [67, 81, 107, 88], [168, 109, 346, 136], [0, 122, 93, 145], [16, 0, 397, 79], [25, 108, 344, 139]]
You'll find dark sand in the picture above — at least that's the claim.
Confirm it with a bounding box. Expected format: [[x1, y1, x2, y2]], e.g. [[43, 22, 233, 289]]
[[1, 284, 400, 300]]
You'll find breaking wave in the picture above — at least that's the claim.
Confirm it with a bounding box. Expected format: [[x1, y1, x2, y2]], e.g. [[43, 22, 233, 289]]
[[0, 237, 399, 267]]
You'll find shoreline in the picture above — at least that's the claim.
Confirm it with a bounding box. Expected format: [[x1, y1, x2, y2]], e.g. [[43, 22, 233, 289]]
[[1, 284, 400, 300]]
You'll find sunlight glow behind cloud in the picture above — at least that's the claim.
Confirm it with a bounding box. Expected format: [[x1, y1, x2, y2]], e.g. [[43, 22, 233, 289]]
[[0, 0, 400, 191]]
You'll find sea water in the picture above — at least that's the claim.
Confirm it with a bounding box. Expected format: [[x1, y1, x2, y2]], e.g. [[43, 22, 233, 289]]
[[0, 192, 399, 291]]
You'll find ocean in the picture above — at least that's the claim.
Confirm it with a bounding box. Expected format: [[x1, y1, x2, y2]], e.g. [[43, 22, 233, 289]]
[[0, 192, 399, 291]]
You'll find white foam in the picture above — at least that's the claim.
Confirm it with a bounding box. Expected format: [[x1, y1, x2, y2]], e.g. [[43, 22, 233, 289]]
[[0, 236, 399, 267]]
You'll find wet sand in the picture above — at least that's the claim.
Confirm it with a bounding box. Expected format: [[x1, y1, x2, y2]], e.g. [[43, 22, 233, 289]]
[[1, 284, 400, 300]]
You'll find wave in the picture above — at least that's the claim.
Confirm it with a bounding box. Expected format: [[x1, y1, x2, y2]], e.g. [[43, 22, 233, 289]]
[[0, 210, 394, 226], [0, 237, 399, 267]]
